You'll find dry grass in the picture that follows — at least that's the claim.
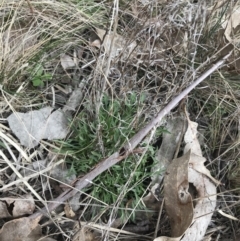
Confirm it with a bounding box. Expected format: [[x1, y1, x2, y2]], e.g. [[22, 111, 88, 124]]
[[0, 0, 240, 240]]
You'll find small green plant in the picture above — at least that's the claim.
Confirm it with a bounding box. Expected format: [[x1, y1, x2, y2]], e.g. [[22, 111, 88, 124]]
[[30, 64, 52, 87], [60, 93, 158, 218]]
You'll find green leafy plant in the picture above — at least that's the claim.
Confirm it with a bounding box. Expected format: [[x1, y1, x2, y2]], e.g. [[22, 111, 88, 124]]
[[60, 93, 159, 218], [31, 64, 52, 87]]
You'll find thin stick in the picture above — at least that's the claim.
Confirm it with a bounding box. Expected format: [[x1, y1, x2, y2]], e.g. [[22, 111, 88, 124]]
[[123, 51, 232, 152], [154, 198, 165, 239], [30, 51, 232, 220]]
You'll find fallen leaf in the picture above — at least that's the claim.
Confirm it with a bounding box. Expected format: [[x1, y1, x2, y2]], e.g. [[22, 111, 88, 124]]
[[164, 150, 193, 237], [40, 238, 57, 241], [0, 216, 57, 241], [159, 117, 217, 241], [0, 217, 40, 241], [63, 88, 84, 112], [184, 120, 202, 156], [184, 119, 220, 185], [25, 225, 42, 241], [222, 5, 240, 43], [60, 53, 76, 69], [189, 153, 221, 185], [0, 201, 11, 218], [183, 167, 216, 241], [94, 28, 136, 60], [5, 194, 35, 217], [180, 118, 217, 241], [7, 107, 69, 148], [73, 226, 97, 241], [64, 203, 76, 218], [154, 116, 186, 184], [0, 194, 35, 218]]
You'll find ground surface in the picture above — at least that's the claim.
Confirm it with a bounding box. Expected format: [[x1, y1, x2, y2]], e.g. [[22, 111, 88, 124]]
[[0, 0, 240, 240]]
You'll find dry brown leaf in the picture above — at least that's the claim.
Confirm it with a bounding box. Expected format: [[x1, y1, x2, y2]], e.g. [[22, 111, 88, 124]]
[[183, 167, 216, 241], [184, 120, 202, 156], [164, 150, 193, 237], [184, 119, 220, 185], [94, 28, 136, 60], [25, 225, 43, 241], [64, 203, 76, 218], [154, 116, 186, 184], [73, 227, 98, 241], [5, 194, 35, 217], [0, 215, 56, 241], [0, 201, 11, 218], [154, 114, 218, 241], [180, 118, 217, 241], [0, 194, 35, 218], [60, 53, 76, 70], [222, 5, 240, 43], [189, 153, 221, 185], [40, 238, 57, 241], [0, 217, 40, 241]]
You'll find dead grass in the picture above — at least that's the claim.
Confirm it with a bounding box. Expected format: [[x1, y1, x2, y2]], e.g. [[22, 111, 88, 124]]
[[0, 0, 240, 240]]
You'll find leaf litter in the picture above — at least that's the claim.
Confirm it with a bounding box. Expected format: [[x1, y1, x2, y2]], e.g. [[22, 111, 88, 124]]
[[0, 215, 56, 241], [1, 0, 240, 240], [155, 116, 218, 240], [7, 107, 69, 148]]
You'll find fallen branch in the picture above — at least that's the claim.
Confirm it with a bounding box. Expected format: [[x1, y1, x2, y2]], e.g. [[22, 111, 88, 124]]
[[30, 51, 232, 220]]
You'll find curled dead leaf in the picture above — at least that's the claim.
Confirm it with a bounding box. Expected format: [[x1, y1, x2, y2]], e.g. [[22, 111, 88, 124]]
[[189, 153, 221, 185], [73, 226, 99, 241], [159, 117, 218, 241], [0, 201, 11, 218], [184, 119, 220, 185], [0, 217, 40, 241], [183, 167, 216, 241], [64, 203, 76, 218], [184, 120, 202, 156], [92, 28, 137, 60], [164, 150, 193, 237], [0, 215, 57, 241], [0, 194, 35, 218], [181, 118, 217, 240]]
